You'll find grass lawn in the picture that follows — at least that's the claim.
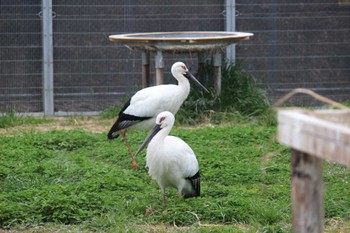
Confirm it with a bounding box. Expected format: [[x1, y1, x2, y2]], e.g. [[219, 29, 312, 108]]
[[0, 115, 349, 232]]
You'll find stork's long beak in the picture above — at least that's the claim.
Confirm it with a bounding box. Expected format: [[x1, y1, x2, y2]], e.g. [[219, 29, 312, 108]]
[[134, 123, 162, 157], [184, 71, 210, 93]]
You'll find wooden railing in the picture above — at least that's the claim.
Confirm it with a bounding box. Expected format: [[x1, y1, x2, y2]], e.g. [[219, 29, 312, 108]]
[[278, 109, 350, 233]]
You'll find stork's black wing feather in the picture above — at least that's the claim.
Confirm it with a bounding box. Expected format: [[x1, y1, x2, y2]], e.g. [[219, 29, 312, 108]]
[[107, 98, 151, 139], [184, 171, 200, 198]]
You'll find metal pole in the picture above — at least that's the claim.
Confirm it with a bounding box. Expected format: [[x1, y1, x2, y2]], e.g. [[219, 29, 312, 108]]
[[225, 0, 236, 62], [42, 0, 54, 116]]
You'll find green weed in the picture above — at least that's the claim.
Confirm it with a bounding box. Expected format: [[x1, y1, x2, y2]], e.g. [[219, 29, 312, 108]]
[[99, 106, 121, 119], [220, 62, 270, 115], [0, 121, 349, 232], [176, 61, 271, 125]]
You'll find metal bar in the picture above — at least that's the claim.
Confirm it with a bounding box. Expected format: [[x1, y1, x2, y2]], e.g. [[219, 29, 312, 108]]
[[225, 0, 236, 61], [42, 0, 54, 116]]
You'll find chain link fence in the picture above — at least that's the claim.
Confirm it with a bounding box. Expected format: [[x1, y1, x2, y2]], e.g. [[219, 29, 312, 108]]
[[0, 1, 43, 112], [0, 1, 349, 114], [236, 0, 350, 104]]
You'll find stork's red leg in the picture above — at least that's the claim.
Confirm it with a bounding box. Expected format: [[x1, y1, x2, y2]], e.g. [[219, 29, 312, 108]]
[[121, 131, 138, 170]]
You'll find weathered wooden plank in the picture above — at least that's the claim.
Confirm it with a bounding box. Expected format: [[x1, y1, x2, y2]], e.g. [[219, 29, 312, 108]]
[[278, 110, 350, 167], [141, 52, 150, 88], [310, 110, 350, 126], [291, 149, 324, 233], [155, 51, 164, 85], [278, 110, 350, 144]]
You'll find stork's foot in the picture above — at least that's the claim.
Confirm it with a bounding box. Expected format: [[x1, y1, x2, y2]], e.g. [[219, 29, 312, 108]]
[[145, 207, 155, 216], [132, 160, 138, 171]]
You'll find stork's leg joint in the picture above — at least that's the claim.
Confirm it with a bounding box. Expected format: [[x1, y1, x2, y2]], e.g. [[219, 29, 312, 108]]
[[121, 131, 138, 170]]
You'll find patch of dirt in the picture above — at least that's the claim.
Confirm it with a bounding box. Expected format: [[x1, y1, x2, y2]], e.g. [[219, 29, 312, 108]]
[[0, 117, 114, 135]]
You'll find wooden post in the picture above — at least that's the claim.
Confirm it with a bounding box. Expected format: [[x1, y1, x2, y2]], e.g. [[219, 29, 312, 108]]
[[213, 52, 222, 96], [291, 149, 324, 233], [155, 51, 164, 85], [141, 52, 150, 88], [197, 52, 206, 74]]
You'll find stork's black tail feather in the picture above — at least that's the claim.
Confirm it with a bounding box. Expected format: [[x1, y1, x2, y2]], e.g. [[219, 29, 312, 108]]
[[107, 97, 132, 140], [107, 120, 121, 140], [107, 97, 154, 140], [107, 112, 152, 140], [184, 171, 200, 198]]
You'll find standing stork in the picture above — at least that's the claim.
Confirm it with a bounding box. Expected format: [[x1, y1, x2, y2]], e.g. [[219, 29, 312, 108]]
[[107, 62, 208, 170], [134, 111, 200, 207]]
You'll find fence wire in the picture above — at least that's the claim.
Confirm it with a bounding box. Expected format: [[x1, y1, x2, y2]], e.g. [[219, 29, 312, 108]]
[[235, 0, 350, 105], [51, 0, 223, 113], [0, 2, 42, 112], [0, 1, 349, 113]]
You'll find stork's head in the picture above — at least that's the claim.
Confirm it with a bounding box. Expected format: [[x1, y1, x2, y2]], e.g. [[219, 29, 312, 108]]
[[171, 62, 188, 76], [156, 111, 175, 129], [171, 62, 209, 93], [134, 111, 175, 157]]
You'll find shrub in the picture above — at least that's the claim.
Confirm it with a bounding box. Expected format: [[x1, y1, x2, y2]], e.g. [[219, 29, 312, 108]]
[[177, 61, 270, 125], [220, 62, 270, 115]]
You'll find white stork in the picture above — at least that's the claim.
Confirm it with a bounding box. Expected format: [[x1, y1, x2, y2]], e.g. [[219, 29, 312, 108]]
[[134, 111, 200, 207], [107, 62, 208, 170]]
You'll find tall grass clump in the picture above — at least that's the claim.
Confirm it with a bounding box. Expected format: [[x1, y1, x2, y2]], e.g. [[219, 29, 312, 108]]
[[99, 106, 121, 119], [177, 61, 270, 125], [220, 62, 270, 115], [99, 95, 131, 119]]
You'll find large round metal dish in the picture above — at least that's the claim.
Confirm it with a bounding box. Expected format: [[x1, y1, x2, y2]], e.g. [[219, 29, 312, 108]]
[[109, 31, 253, 52]]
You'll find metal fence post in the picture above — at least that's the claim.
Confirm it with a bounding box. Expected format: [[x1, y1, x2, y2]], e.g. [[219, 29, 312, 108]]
[[42, 0, 54, 115], [225, 0, 236, 62]]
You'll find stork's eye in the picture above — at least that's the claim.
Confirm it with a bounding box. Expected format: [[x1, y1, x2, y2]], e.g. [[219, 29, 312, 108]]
[[159, 116, 166, 123]]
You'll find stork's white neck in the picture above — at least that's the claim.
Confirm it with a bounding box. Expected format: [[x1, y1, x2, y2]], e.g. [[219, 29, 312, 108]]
[[175, 74, 191, 99], [149, 125, 172, 149]]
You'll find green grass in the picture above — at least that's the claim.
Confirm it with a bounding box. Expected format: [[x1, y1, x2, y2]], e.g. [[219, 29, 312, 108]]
[[99, 106, 122, 119], [0, 110, 52, 129], [1, 118, 349, 232]]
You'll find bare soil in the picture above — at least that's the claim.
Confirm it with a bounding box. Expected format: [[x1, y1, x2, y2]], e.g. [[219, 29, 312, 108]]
[[0, 117, 114, 135]]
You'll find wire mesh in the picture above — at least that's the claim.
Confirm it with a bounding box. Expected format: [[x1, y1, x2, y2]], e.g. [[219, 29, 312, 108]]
[[0, 1, 349, 113], [235, 0, 350, 105], [0, 1, 43, 112], [51, 0, 224, 112]]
